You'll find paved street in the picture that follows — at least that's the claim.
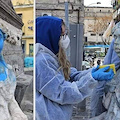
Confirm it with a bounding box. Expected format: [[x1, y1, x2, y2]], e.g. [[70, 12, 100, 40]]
[[71, 97, 91, 120]]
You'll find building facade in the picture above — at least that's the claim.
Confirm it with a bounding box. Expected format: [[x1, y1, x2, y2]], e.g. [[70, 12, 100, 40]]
[[36, 0, 84, 24], [12, 0, 34, 56], [84, 7, 113, 45]]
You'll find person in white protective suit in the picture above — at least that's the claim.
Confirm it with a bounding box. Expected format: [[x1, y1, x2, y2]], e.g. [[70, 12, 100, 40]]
[[0, 29, 28, 120], [35, 16, 114, 120]]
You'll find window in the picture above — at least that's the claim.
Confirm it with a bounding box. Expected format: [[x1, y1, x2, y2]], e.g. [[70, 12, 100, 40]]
[[43, 14, 48, 16], [99, 33, 103, 36], [17, 13, 22, 19], [88, 30, 94, 32], [22, 40, 26, 54], [85, 37, 87, 42], [29, 44, 33, 56], [91, 34, 96, 36], [41, 13, 52, 16]]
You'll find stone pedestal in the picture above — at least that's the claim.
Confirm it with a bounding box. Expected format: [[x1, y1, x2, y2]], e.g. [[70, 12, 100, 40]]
[[15, 73, 33, 105]]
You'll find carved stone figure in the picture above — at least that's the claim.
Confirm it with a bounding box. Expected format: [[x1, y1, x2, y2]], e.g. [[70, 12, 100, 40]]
[[90, 22, 120, 120], [0, 29, 28, 120]]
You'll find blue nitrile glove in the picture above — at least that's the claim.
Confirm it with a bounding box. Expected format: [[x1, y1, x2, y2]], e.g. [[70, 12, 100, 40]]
[[91, 65, 114, 81]]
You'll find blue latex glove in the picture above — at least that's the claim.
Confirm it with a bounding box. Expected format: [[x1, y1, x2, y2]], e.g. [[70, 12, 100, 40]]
[[92, 66, 114, 81]]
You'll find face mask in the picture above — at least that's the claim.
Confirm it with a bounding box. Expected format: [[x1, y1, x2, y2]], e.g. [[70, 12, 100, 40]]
[[112, 22, 120, 58], [60, 35, 70, 50]]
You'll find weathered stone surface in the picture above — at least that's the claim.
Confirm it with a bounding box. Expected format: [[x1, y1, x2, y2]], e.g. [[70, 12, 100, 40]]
[[15, 73, 33, 105], [36, 0, 84, 24], [90, 69, 120, 120], [0, 1, 33, 119], [21, 80, 33, 120], [0, 18, 24, 77], [0, 0, 23, 29], [1, 0, 14, 9]]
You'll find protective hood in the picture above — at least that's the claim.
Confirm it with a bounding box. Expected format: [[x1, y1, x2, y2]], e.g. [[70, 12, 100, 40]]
[[36, 16, 63, 55]]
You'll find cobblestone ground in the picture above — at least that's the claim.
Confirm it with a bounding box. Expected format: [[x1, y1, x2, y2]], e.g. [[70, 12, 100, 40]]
[[71, 97, 91, 120]]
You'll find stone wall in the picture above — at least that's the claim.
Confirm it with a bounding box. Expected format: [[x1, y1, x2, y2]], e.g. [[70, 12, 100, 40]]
[[36, 0, 84, 24]]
